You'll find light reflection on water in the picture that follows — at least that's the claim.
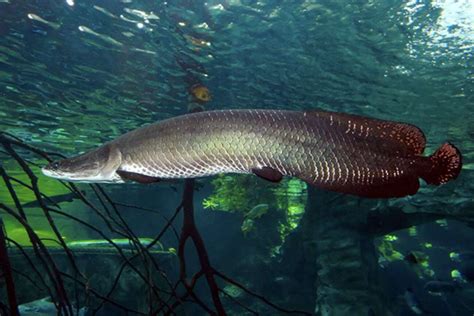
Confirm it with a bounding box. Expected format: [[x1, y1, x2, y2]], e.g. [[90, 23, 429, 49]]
[[0, 0, 471, 157]]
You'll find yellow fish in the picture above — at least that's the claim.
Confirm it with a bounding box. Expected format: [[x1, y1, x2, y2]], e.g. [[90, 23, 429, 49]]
[[190, 84, 211, 103]]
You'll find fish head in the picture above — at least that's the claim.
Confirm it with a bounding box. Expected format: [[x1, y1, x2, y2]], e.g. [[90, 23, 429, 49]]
[[42, 144, 123, 183]]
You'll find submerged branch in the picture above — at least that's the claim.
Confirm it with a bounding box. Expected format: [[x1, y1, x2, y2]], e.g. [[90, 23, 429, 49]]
[[0, 218, 19, 316], [0, 132, 321, 315]]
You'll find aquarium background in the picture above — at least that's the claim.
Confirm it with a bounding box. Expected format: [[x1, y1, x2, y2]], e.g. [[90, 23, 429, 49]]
[[0, 0, 473, 315]]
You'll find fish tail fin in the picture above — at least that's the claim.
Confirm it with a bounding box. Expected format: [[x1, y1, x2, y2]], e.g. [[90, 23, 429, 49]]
[[418, 143, 462, 185]]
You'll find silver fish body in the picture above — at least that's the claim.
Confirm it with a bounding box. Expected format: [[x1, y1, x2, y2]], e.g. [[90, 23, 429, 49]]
[[42, 109, 462, 198]]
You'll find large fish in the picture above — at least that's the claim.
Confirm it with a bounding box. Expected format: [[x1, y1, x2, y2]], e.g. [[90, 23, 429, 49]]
[[42, 109, 462, 198]]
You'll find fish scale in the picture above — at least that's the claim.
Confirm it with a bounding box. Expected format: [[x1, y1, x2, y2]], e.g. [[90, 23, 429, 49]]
[[115, 109, 419, 197]]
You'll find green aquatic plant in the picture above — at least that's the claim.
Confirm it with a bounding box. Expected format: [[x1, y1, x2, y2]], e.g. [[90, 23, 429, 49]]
[[202, 198, 219, 210], [202, 174, 250, 212], [377, 239, 404, 263], [0, 160, 70, 207], [0, 159, 93, 247], [383, 234, 398, 242], [5, 225, 65, 247], [274, 178, 307, 242], [202, 174, 307, 255], [0, 133, 309, 315], [377, 236, 435, 278]]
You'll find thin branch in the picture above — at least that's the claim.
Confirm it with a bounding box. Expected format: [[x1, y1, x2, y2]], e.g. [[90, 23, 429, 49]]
[[0, 132, 318, 316], [0, 218, 19, 316]]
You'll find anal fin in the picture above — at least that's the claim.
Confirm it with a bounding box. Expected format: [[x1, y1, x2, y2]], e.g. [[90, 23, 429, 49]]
[[252, 167, 283, 183], [313, 174, 420, 198], [117, 170, 161, 184]]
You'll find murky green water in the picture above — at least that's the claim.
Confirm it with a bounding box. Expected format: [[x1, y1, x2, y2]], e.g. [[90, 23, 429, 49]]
[[0, 1, 472, 151]]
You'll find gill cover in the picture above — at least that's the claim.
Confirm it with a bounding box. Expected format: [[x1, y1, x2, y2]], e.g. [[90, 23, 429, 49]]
[[100, 144, 122, 180], [42, 143, 122, 182]]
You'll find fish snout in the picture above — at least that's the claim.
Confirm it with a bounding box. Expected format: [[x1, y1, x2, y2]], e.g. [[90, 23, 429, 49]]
[[42, 161, 61, 177]]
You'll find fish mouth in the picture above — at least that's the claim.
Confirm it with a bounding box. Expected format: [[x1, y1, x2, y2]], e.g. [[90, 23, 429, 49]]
[[41, 163, 81, 181], [41, 165, 124, 183], [41, 166, 58, 177], [41, 166, 69, 180]]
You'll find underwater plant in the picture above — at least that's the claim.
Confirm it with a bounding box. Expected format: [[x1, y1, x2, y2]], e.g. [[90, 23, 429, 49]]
[[0, 132, 315, 316], [203, 174, 307, 255]]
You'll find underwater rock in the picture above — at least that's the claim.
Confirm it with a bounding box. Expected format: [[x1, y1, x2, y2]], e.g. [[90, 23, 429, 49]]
[[304, 188, 387, 316]]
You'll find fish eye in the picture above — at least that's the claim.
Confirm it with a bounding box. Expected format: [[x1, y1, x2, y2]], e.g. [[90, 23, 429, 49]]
[[51, 161, 60, 170]]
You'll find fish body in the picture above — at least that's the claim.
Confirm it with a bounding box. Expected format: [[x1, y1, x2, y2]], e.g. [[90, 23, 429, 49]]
[[42, 109, 462, 198], [404, 288, 428, 315], [452, 262, 474, 283], [245, 204, 269, 219], [449, 251, 474, 262], [424, 280, 461, 295], [66, 238, 161, 250], [241, 218, 255, 236]]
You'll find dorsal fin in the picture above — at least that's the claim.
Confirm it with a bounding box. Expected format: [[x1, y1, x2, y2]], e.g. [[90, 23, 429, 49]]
[[305, 110, 426, 155]]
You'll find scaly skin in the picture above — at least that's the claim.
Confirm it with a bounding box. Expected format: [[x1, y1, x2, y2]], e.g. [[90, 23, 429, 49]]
[[113, 109, 426, 197], [43, 109, 461, 198]]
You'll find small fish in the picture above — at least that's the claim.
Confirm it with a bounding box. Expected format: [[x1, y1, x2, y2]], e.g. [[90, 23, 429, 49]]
[[26, 13, 60, 29], [78, 25, 123, 47], [184, 34, 211, 47], [273, 276, 291, 284], [66, 238, 162, 250], [222, 284, 244, 298], [404, 288, 430, 315], [18, 296, 87, 316], [245, 203, 269, 220], [189, 84, 211, 103], [240, 218, 255, 236], [449, 251, 474, 262], [452, 262, 474, 283], [240, 204, 270, 236], [424, 280, 461, 295], [22, 191, 85, 208]]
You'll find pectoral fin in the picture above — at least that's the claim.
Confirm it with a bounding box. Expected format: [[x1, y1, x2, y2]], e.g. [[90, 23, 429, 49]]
[[252, 167, 283, 183], [116, 170, 161, 184]]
